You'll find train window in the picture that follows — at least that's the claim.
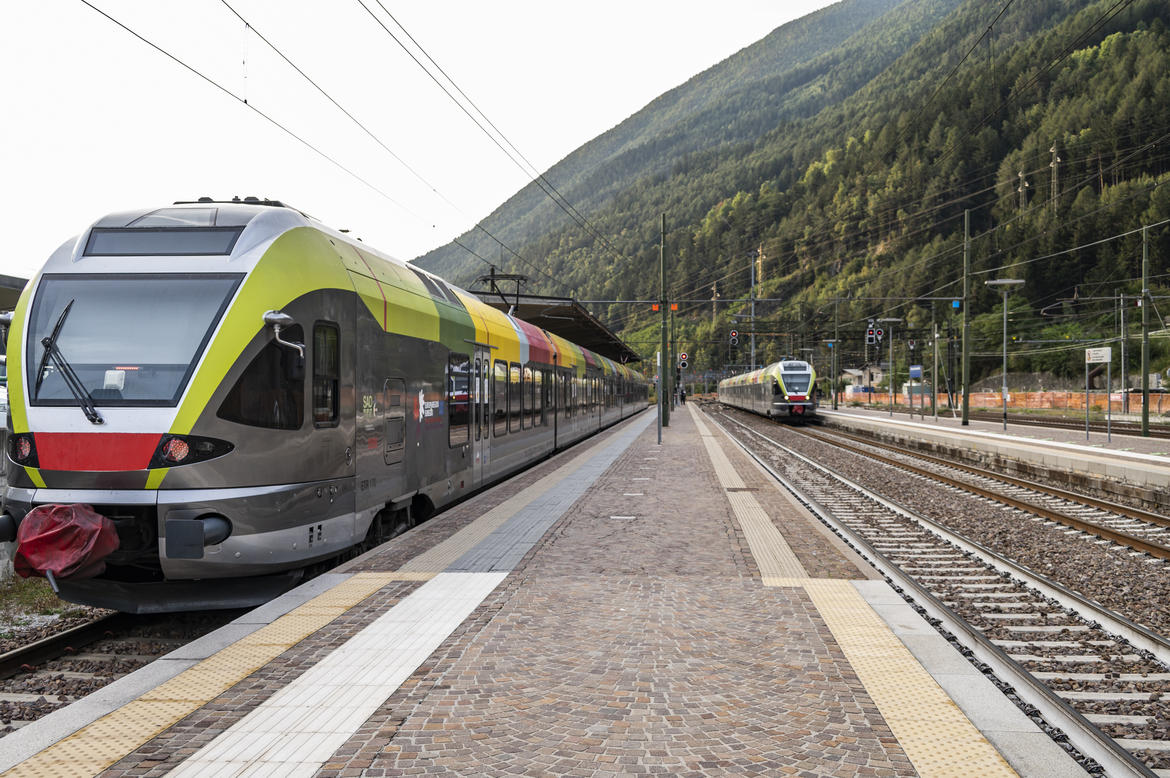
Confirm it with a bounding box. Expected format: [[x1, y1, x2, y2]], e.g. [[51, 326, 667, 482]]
[[312, 323, 340, 426], [407, 267, 463, 308], [85, 227, 243, 256], [523, 366, 535, 429], [448, 354, 470, 447], [217, 324, 304, 430], [493, 360, 508, 436], [531, 368, 543, 427], [509, 363, 522, 433]]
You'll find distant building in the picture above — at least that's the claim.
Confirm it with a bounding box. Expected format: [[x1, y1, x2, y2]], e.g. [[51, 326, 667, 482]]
[[0, 274, 27, 312]]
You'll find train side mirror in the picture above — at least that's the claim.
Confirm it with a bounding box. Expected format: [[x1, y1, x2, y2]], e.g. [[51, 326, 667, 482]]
[[263, 310, 305, 357], [263, 310, 306, 379]]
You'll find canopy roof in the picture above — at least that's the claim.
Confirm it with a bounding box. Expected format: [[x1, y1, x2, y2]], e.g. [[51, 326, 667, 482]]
[[472, 292, 641, 364]]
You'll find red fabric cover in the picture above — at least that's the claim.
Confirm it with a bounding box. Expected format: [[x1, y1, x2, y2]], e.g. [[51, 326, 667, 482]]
[[14, 504, 120, 580]]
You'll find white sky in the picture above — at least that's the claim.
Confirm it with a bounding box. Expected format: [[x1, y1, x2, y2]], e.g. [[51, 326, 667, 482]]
[[2, 0, 837, 282]]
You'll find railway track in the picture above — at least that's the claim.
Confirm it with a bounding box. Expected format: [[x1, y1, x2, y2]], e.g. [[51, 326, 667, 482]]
[[0, 611, 239, 736], [796, 425, 1170, 557], [707, 408, 1170, 777]]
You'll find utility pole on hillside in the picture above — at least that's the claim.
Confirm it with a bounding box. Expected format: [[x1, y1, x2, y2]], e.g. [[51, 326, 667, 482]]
[[1017, 171, 1029, 214], [1050, 143, 1061, 214]]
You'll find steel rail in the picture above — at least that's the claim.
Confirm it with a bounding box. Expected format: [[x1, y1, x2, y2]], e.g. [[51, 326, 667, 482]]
[[710, 410, 1160, 777], [808, 425, 1170, 529], [0, 613, 130, 680]]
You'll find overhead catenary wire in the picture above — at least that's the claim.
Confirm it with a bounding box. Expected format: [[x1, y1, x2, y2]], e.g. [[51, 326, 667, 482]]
[[355, 0, 634, 270], [76, 1, 431, 224]]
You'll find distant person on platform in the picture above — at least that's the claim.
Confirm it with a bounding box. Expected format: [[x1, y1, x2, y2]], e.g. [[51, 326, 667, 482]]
[[679, 387, 686, 404]]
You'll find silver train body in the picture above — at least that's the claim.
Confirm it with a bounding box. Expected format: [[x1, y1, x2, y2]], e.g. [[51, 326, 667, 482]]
[[717, 360, 818, 420], [1, 201, 647, 612]]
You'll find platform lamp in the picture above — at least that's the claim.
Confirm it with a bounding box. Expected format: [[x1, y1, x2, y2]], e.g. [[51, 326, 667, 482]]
[[984, 278, 1025, 431], [877, 318, 902, 417]]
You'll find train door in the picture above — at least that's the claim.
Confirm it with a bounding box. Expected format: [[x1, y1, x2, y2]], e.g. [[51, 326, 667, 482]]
[[473, 348, 490, 486], [383, 378, 406, 466]]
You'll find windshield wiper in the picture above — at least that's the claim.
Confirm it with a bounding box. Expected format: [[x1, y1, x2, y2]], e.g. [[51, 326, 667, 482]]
[[35, 300, 104, 425]]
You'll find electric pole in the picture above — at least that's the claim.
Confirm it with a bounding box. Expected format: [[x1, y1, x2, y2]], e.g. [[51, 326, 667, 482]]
[[749, 254, 757, 370], [1120, 290, 1128, 414], [961, 210, 971, 425], [1142, 225, 1149, 436], [661, 213, 669, 429]]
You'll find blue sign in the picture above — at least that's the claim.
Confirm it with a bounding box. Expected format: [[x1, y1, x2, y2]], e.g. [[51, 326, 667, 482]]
[[952, 300, 961, 309], [909, 365, 923, 379]]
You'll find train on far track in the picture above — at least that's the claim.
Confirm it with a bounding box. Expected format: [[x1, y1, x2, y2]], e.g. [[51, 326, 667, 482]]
[[1, 198, 648, 613], [717, 359, 819, 421]]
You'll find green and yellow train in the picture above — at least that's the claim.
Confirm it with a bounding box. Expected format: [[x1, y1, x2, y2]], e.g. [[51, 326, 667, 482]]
[[0, 199, 647, 612]]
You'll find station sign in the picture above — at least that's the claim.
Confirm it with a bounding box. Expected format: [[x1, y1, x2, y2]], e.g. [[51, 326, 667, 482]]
[[1084, 347, 1112, 364], [909, 365, 923, 379]]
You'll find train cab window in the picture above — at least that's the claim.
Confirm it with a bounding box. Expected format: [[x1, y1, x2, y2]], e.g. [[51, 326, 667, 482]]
[[493, 359, 508, 437], [217, 324, 304, 430], [448, 353, 470, 447], [509, 363, 522, 433], [312, 323, 340, 426]]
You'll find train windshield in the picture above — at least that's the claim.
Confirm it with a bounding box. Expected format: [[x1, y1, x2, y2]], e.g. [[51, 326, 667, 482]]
[[781, 372, 811, 393], [27, 273, 242, 407]]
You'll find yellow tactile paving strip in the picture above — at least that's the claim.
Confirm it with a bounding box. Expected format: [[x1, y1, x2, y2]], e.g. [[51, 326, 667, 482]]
[[773, 578, 1017, 777], [693, 407, 1016, 777], [1, 571, 424, 778], [692, 408, 808, 579]]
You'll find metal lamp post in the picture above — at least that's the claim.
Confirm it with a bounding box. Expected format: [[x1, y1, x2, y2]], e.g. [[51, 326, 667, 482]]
[[984, 278, 1025, 431], [877, 318, 902, 416]]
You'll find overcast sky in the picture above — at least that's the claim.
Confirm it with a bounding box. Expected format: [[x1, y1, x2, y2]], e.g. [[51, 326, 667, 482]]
[[2, 0, 837, 282]]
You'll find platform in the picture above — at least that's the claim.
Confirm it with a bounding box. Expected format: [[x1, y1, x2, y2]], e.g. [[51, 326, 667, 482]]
[[0, 406, 1084, 777]]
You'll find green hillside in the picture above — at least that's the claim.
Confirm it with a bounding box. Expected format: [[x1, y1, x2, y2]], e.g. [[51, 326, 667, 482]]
[[418, 0, 1170, 387]]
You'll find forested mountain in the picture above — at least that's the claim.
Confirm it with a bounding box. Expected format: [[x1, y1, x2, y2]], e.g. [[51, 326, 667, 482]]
[[417, 0, 1170, 387]]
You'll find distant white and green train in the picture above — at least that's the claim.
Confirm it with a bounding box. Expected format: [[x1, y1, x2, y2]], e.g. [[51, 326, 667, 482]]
[[717, 359, 818, 421], [0, 199, 647, 613]]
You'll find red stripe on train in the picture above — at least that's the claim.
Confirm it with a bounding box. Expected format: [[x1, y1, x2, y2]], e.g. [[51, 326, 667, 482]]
[[35, 433, 162, 471]]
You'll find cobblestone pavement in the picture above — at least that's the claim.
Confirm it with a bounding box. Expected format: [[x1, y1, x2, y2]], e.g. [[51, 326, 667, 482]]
[[324, 409, 913, 777]]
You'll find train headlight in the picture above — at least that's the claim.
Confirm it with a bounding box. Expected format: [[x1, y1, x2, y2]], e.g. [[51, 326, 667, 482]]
[[161, 438, 190, 463], [150, 434, 233, 469], [9, 433, 38, 467]]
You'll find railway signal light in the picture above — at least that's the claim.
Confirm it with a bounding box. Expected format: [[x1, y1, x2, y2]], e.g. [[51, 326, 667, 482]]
[[875, 328, 885, 342], [729, 330, 739, 346], [866, 327, 876, 345]]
